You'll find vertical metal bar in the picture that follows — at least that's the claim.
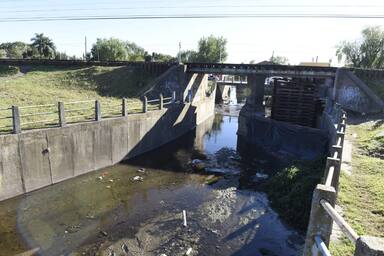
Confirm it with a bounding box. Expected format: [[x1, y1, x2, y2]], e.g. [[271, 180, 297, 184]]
[[58, 102, 66, 127], [122, 98, 128, 117], [159, 94, 164, 110], [95, 100, 101, 121], [143, 96, 148, 113], [12, 105, 21, 134], [172, 91, 176, 104]]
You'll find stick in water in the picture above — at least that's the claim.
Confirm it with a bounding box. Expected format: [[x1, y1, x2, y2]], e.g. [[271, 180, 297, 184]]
[[183, 210, 187, 227]]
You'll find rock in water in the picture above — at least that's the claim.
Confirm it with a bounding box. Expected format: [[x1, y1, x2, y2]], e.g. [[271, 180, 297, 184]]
[[191, 159, 205, 171]]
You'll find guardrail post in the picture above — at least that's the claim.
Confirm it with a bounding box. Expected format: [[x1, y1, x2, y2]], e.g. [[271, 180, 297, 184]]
[[122, 98, 128, 117], [336, 131, 345, 148], [95, 100, 101, 121], [12, 106, 21, 134], [159, 94, 163, 110], [143, 96, 148, 113], [58, 102, 66, 127], [354, 236, 384, 256], [303, 184, 336, 256], [323, 157, 341, 190]]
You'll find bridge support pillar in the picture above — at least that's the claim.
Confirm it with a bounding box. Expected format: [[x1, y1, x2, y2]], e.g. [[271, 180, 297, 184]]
[[247, 74, 266, 116]]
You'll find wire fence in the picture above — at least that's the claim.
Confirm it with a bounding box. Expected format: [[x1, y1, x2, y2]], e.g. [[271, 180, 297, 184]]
[[0, 92, 177, 135]]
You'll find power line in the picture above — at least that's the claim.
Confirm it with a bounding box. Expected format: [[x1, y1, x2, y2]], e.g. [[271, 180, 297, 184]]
[[1, 13, 384, 22], [1, 4, 383, 14]]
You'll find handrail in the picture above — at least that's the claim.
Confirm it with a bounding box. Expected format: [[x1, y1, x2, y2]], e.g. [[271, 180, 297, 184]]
[[325, 166, 335, 187], [19, 104, 56, 109], [315, 235, 332, 256], [320, 199, 359, 243], [20, 111, 58, 118], [64, 100, 95, 105]]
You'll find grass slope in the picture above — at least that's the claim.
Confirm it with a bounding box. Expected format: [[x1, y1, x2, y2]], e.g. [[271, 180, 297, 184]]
[[330, 118, 384, 255], [0, 65, 158, 131]]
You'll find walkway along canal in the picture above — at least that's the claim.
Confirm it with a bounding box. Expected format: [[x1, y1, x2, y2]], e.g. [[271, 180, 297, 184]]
[[0, 101, 303, 255]]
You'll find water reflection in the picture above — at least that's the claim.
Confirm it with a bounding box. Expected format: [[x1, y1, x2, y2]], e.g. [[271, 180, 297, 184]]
[[0, 109, 302, 256]]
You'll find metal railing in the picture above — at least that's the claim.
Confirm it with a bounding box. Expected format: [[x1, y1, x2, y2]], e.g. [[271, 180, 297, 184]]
[[0, 91, 177, 135], [303, 112, 384, 255]]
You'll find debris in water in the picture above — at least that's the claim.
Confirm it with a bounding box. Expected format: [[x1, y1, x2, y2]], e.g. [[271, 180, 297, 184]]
[[108, 249, 115, 256], [186, 248, 193, 255], [106, 185, 111, 189], [97, 176, 103, 181], [182, 210, 187, 227], [190, 159, 205, 171], [137, 168, 146, 173], [205, 175, 221, 185], [121, 243, 129, 254], [109, 179, 114, 183], [132, 176, 144, 182], [99, 231, 108, 237]]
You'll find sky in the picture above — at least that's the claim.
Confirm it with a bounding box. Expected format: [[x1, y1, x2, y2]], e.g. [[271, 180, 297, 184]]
[[1, 0, 384, 65]]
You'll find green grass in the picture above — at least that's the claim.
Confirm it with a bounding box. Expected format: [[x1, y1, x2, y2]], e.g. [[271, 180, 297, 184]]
[[0, 65, 158, 131], [330, 120, 384, 255], [262, 158, 325, 231]]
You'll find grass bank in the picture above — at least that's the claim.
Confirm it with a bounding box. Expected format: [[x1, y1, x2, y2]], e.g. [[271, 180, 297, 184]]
[[0, 65, 159, 131], [261, 159, 325, 231], [330, 117, 384, 255]]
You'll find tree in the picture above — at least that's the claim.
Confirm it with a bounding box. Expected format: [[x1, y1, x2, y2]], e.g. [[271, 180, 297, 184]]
[[195, 35, 227, 63], [180, 50, 198, 63], [0, 42, 28, 59], [0, 49, 6, 58], [30, 33, 56, 59], [270, 55, 289, 65], [336, 26, 384, 68], [91, 38, 128, 61], [126, 42, 146, 61]]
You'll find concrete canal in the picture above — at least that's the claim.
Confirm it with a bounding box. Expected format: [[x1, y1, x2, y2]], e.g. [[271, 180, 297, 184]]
[[0, 96, 303, 256]]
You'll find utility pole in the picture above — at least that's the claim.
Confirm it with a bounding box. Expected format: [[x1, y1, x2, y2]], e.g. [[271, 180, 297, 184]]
[[84, 36, 87, 61], [178, 42, 182, 63]]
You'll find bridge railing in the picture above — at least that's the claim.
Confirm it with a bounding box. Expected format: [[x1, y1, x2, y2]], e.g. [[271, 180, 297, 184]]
[[303, 112, 384, 256], [0, 92, 177, 135]]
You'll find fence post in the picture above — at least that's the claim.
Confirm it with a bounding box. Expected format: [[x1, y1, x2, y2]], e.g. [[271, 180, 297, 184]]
[[159, 94, 164, 110], [95, 100, 101, 121], [354, 236, 384, 256], [143, 96, 148, 113], [58, 102, 66, 127], [303, 184, 337, 256], [122, 98, 128, 117], [12, 106, 21, 134], [172, 91, 176, 104]]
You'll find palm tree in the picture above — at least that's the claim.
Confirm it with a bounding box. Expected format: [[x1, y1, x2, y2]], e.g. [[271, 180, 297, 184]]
[[30, 33, 56, 59]]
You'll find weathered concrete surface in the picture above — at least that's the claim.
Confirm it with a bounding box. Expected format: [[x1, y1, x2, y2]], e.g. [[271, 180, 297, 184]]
[[237, 110, 329, 160], [354, 236, 384, 256], [0, 100, 214, 202], [335, 69, 384, 114]]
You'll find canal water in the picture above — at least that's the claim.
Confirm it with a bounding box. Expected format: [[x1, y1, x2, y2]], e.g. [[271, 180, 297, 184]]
[[0, 88, 303, 256]]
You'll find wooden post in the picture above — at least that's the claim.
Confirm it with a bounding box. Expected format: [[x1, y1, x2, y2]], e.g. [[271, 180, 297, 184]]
[[159, 94, 164, 110], [58, 102, 66, 127], [122, 98, 128, 117], [12, 106, 21, 134], [303, 184, 337, 256], [95, 100, 101, 121], [143, 96, 148, 113]]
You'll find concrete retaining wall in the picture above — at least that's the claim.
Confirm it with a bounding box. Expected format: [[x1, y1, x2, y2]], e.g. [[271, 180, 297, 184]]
[[335, 69, 384, 114], [0, 100, 213, 201]]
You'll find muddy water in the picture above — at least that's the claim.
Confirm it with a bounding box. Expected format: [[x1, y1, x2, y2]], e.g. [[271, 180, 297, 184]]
[[0, 106, 303, 256]]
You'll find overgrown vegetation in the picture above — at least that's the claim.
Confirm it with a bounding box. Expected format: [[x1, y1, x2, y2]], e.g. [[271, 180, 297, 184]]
[[0, 65, 19, 77], [330, 119, 384, 255], [261, 158, 325, 231]]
